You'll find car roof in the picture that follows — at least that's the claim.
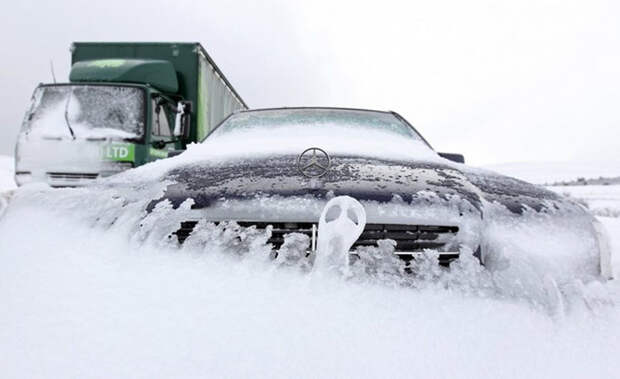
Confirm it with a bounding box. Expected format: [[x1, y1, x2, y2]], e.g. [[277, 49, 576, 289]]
[[233, 106, 394, 115]]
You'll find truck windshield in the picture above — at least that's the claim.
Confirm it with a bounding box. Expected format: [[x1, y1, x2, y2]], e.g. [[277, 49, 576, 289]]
[[25, 85, 145, 139]]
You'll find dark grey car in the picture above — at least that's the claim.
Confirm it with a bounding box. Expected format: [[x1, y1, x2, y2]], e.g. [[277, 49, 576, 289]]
[[145, 107, 611, 278]]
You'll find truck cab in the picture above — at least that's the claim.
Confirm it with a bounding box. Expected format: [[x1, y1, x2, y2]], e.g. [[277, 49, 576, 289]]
[[15, 43, 246, 187]]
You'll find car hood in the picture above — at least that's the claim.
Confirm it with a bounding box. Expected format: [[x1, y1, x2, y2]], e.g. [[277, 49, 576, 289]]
[[147, 154, 573, 217]]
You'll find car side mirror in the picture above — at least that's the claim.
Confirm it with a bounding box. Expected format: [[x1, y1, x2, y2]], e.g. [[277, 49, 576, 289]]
[[438, 152, 465, 163]]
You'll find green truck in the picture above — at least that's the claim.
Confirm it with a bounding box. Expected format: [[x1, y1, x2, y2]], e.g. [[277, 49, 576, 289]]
[[15, 42, 247, 187]]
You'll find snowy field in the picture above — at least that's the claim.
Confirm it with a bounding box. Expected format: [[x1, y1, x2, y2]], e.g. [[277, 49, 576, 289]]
[[1, 155, 620, 378], [548, 185, 620, 218], [484, 160, 620, 185]]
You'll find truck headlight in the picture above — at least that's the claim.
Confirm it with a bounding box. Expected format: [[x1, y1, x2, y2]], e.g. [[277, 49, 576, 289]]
[[14, 171, 32, 186]]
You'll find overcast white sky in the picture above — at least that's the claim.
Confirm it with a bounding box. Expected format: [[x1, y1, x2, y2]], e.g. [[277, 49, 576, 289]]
[[0, 0, 618, 165]]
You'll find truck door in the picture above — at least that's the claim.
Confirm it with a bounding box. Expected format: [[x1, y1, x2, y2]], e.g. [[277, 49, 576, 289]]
[[149, 96, 174, 161]]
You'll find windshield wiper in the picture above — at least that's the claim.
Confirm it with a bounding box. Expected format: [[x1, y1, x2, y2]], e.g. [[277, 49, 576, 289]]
[[64, 89, 76, 140]]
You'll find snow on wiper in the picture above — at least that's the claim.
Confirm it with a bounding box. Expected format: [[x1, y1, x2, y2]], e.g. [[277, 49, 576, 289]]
[[63, 88, 76, 140]]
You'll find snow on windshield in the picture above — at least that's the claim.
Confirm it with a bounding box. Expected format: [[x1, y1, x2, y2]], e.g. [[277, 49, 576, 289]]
[[212, 108, 424, 140], [24, 85, 145, 139]]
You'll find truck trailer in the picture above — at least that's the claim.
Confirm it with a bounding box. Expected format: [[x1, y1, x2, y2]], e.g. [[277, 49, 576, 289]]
[[15, 42, 247, 187]]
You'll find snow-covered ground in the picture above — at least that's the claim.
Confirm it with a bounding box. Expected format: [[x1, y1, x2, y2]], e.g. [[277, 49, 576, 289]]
[[1, 155, 620, 378], [548, 185, 620, 218], [485, 160, 620, 185]]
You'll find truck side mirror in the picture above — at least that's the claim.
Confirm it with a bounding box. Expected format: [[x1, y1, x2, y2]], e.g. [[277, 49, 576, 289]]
[[181, 102, 191, 139], [173, 101, 192, 139], [438, 152, 465, 164]]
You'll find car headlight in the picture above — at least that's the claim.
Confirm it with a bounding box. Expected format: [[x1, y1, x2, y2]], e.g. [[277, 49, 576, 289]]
[[592, 219, 613, 280]]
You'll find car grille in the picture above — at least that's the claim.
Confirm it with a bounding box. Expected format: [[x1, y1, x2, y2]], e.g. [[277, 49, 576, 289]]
[[173, 221, 460, 264]]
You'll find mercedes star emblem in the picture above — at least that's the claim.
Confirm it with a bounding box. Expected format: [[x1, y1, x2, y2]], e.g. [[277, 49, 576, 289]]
[[297, 147, 331, 178]]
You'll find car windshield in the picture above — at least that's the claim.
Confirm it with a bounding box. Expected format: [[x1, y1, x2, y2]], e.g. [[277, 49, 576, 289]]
[[210, 108, 424, 141], [25, 85, 145, 139]]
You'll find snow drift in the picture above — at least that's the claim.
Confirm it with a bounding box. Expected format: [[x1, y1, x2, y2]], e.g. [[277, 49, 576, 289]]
[[1, 179, 620, 378], [1, 146, 619, 377]]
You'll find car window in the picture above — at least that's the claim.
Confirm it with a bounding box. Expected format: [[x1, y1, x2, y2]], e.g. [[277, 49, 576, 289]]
[[151, 98, 171, 137], [210, 108, 423, 140]]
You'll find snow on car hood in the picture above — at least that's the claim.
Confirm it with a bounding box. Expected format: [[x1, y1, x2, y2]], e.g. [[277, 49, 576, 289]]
[[153, 155, 482, 210], [108, 124, 576, 217], [146, 150, 577, 218], [109, 125, 444, 183]]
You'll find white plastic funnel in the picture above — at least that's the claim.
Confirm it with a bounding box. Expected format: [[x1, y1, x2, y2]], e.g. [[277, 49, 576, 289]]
[[314, 196, 366, 272]]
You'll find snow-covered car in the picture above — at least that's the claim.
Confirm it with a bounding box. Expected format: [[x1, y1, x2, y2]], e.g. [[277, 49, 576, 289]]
[[144, 107, 612, 279]]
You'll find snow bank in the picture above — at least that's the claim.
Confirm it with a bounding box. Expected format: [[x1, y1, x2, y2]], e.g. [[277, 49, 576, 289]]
[[2, 147, 620, 377], [0, 185, 619, 378], [485, 161, 620, 184]]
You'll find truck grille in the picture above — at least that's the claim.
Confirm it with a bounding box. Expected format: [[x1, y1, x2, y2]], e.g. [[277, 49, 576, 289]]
[[47, 172, 99, 182], [173, 221, 460, 264]]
